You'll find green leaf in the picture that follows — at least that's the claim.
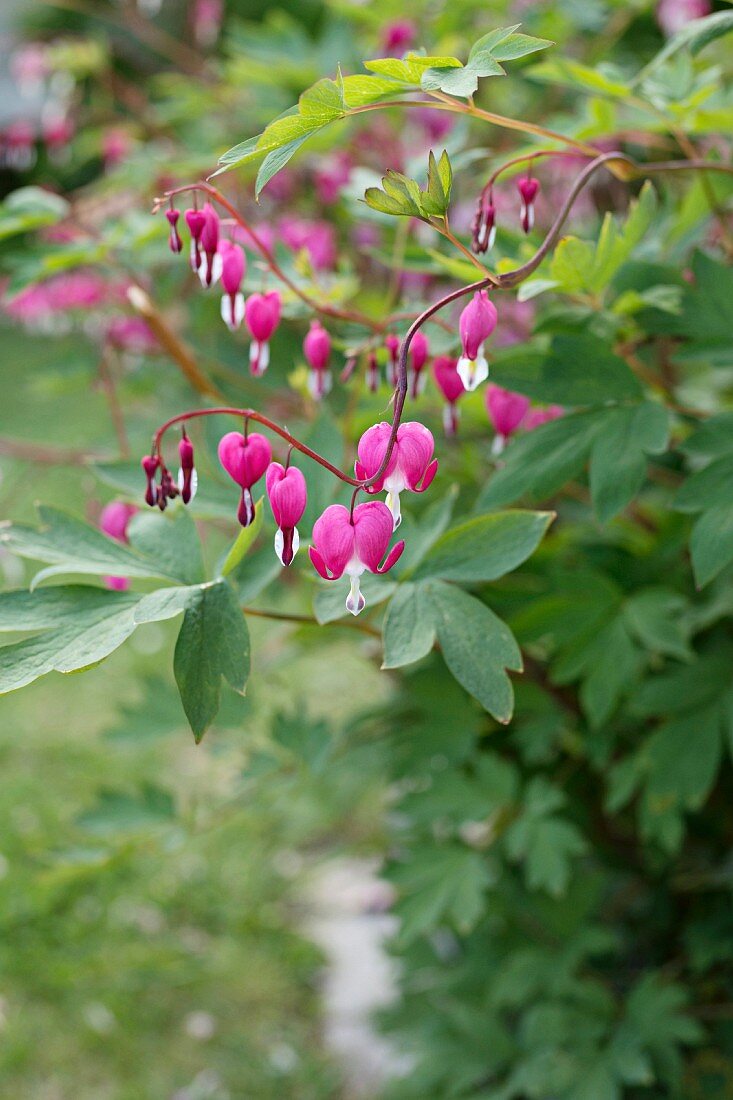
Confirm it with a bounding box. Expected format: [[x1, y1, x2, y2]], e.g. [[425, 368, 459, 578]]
[[420, 26, 552, 97], [0, 186, 70, 241], [530, 58, 632, 98], [0, 505, 182, 587], [492, 334, 643, 406], [669, 251, 733, 365], [504, 778, 587, 896], [476, 409, 606, 510], [414, 510, 553, 583], [689, 504, 733, 587], [381, 583, 436, 669], [77, 784, 175, 835], [424, 581, 523, 723], [127, 507, 205, 586], [389, 845, 492, 945], [588, 401, 669, 522], [0, 584, 193, 694], [422, 149, 453, 216], [364, 54, 462, 85], [173, 580, 250, 741], [623, 589, 692, 661], [674, 454, 733, 513], [637, 10, 733, 83]]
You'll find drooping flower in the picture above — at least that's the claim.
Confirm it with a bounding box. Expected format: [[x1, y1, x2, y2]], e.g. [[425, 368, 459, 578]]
[[485, 385, 531, 454], [185, 207, 206, 273], [177, 430, 197, 504], [279, 217, 337, 271], [193, 0, 224, 47], [518, 174, 540, 233], [198, 202, 221, 287], [457, 290, 497, 391], [141, 453, 161, 507], [304, 320, 332, 400], [366, 351, 380, 393], [432, 355, 465, 437], [471, 192, 496, 254], [380, 19, 417, 56], [408, 331, 429, 398], [355, 421, 437, 528], [244, 291, 281, 377], [385, 334, 400, 388], [100, 500, 137, 591], [523, 404, 564, 431], [105, 316, 158, 355], [219, 240, 246, 331], [309, 501, 404, 616], [102, 128, 132, 170], [218, 430, 272, 526], [266, 462, 307, 566], [166, 208, 183, 254]]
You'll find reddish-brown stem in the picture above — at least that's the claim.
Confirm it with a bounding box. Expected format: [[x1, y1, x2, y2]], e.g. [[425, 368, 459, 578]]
[[155, 182, 384, 331]]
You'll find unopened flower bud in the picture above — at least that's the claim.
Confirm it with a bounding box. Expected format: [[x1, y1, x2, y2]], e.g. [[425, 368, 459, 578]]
[[185, 207, 206, 272], [141, 453, 160, 507], [385, 334, 400, 388], [166, 208, 183, 253], [177, 431, 197, 504], [408, 331, 429, 399], [366, 351, 380, 393], [518, 175, 540, 233], [471, 193, 496, 254]]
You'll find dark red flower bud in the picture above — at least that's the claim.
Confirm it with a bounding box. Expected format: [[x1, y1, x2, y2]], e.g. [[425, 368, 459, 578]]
[[142, 453, 160, 507], [185, 207, 206, 273], [178, 431, 196, 504], [471, 193, 496, 254], [366, 351, 379, 393], [166, 209, 183, 253], [518, 176, 540, 233]]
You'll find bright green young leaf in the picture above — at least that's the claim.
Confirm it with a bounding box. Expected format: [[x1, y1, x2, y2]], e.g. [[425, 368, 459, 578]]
[[218, 499, 263, 577], [173, 580, 250, 741]]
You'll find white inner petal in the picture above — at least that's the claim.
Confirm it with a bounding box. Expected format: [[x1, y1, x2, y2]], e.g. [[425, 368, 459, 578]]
[[345, 575, 366, 617]]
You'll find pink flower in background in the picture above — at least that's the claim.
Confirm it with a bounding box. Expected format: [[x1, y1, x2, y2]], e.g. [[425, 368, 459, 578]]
[[493, 298, 534, 348], [380, 20, 417, 56], [432, 355, 465, 437], [314, 154, 352, 204], [657, 0, 710, 36], [457, 290, 497, 391], [485, 385, 531, 454], [99, 501, 137, 591], [413, 107, 455, 144], [3, 119, 36, 169], [408, 331, 430, 398], [309, 501, 404, 615], [304, 320, 332, 400], [193, 0, 224, 47], [385, 333, 400, 388], [279, 216, 337, 270], [102, 128, 132, 170], [245, 291, 281, 377], [11, 44, 48, 95], [523, 405, 564, 431], [266, 462, 307, 566], [105, 316, 157, 354], [42, 114, 74, 154], [356, 420, 437, 528], [219, 240, 246, 331], [218, 430, 272, 526]]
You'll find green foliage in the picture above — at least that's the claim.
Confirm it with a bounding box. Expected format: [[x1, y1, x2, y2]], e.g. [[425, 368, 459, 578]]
[[364, 150, 453, 220]]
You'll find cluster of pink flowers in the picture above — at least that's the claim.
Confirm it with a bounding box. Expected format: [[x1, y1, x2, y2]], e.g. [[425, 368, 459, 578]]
[[138, 417, 439, 615], [472, 166, 541, 254], [486, 384, 563, 453]]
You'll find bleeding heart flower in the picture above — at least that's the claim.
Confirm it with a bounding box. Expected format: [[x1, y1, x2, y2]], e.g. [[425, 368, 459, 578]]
[[457, 290, 497, 391], [472, 192, 496, 254], [523, 404, 564, 431], [266, 462, 307, 566], [408, 331, 429, 398], [518, 175, 540, 233], [244, 290, 281, 377], [432, 355, 465, 437], [198, 202, 221, 287], [385, 333, 400, 388], [486, 385, 531, 454], [177, 431, 197, 503], [355, 420, 437, 528], [166, 209, 183, 254], [219, 241, 246, 331], [100, 500, 138, 591], [218, 430, 272, 526], [304, 320, 332, 400], [185, 207, 206, 273], [309, 501, 404, 616]]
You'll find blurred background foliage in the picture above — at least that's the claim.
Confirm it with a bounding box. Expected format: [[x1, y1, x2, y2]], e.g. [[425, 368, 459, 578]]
[[1, 0, 733, 1098]]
